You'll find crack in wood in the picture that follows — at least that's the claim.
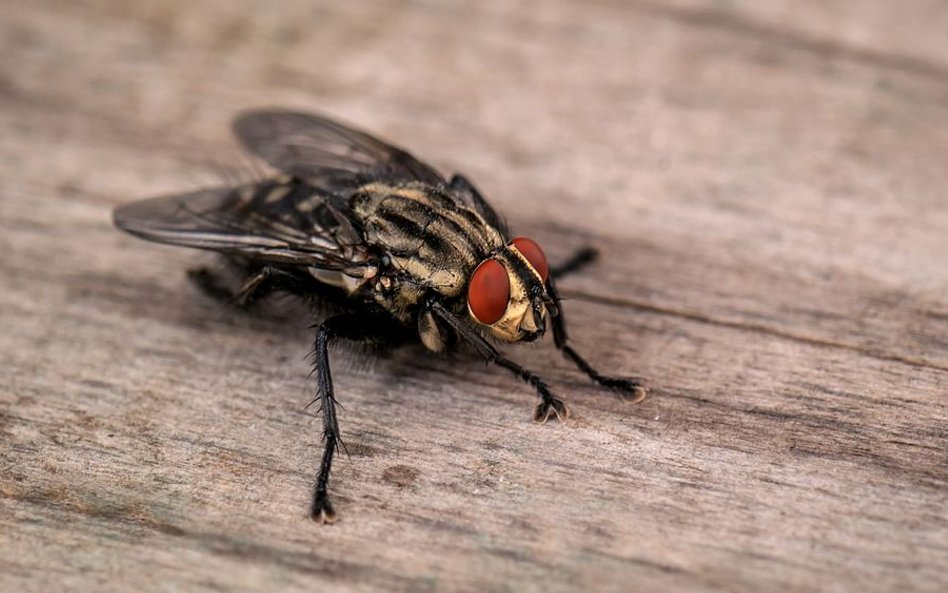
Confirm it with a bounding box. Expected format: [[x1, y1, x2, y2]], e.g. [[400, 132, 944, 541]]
[[624, 0, 948, 85], [567, 289, 948, 374]]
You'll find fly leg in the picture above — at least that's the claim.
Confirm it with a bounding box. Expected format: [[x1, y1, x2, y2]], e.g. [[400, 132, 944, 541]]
[[545, 279, 647, 403], [188, 264, 306, 308], [232, 266, 294, 307], [310, 313, 404, 523], [551, 247, 598, 280], [427, 300, 568, 422]]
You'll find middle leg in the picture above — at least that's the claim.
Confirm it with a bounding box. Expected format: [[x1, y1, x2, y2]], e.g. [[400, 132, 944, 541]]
[[427, 299, 568, 422], [309, 312, 404, 523]]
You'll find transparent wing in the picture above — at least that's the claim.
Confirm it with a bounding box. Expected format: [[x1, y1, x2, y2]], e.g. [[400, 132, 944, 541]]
[[113, 181, 369, 271], [232, 109, 445, 191]]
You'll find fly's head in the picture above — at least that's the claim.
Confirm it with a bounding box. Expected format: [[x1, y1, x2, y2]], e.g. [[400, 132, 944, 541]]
[[466, 237, 555, 343]]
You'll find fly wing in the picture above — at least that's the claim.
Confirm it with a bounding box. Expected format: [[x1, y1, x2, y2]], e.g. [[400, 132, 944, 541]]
[[113, 181, 369, 271], [232, 110, 445, 191]]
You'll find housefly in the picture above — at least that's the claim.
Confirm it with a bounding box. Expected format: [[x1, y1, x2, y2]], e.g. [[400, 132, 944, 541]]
[[113, 110, 647, 523]]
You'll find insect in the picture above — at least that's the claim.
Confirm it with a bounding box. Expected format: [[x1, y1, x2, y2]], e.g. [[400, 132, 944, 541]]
[[113, 110, 647, 523]]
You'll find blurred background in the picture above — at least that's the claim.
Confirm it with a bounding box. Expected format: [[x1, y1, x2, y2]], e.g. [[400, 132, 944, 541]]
[[2, 2, 946, 592], [6, 0, 946, 283]]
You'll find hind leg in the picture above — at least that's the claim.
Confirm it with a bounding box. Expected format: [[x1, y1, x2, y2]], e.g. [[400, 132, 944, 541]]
[[188, 264, 306, 308]]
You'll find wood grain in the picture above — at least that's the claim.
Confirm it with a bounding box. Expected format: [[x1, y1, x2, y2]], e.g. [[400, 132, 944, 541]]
[[1, 1, 946, 592]]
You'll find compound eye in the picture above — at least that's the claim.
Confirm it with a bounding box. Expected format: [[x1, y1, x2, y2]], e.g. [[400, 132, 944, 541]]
[[511, 237, 549, 282], [468, 258, 510, 325]]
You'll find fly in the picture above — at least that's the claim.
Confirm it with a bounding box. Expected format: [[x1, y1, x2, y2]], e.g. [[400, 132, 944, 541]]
[[113, 110, 648, 523]]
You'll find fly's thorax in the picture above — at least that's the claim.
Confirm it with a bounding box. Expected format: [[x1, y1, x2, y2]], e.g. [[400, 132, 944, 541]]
[[350, 181, 505, 298]]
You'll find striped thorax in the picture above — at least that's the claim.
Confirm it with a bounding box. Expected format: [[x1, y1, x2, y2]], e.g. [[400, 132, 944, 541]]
[[348, 181, 552, 349]]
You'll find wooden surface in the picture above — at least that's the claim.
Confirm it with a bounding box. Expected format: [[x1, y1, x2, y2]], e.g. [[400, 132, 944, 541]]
[[2, 1, 947, 591]]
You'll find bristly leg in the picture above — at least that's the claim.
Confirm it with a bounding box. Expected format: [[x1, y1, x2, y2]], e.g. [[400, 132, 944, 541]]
[[551, 247, 599, 280], [427, 299, 568, 422], [310, 312, 404, 523], [311, 318, 340, 523], [545, 278, 648, 403]]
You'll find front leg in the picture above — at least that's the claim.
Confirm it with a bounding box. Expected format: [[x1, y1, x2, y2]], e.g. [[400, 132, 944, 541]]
[[427, 300, 568, 422], [546, 278, 648, 403]]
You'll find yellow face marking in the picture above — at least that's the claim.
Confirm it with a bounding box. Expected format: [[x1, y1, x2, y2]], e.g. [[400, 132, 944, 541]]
[[468, 248, 546, 343]]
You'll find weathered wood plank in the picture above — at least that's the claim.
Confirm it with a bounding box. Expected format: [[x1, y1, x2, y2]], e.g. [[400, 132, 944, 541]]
[[1, 1, 946, 592]]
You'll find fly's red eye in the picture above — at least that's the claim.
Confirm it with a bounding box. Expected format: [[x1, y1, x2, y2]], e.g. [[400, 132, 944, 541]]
[[467, 258, 510, 325], [511, 237, 549, 282]]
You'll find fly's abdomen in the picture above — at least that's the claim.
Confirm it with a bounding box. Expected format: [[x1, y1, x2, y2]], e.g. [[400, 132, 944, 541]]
[[351, 182, 504, 298]]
